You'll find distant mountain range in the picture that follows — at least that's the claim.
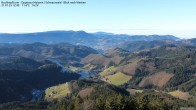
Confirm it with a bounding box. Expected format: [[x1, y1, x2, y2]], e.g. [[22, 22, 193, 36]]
[[0, 31, 179, 51]]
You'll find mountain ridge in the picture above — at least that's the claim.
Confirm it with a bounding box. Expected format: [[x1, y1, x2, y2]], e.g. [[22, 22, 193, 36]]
[[0, 30, 179, 51]]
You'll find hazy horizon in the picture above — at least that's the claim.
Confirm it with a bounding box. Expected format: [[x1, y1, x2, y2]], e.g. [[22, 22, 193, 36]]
[[0, 29, 194, 39], [0, 0, 196, 38]]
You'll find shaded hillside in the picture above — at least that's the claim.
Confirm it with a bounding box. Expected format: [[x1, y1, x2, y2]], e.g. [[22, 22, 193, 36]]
[[0, 64, 80, 104], [0, 56, 48, 71]]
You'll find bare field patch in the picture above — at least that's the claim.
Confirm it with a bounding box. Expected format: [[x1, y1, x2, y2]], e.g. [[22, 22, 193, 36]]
[[111, 56, 124, 65], [81, 54, 111, 67], [168, 90, 192, 100], [139, 72, 174, 87], [78, 87, 94, 98], [119, 60, 138, 75]]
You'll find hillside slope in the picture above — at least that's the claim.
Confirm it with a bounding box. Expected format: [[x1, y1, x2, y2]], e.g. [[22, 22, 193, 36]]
[[90, 45, 196, 92]]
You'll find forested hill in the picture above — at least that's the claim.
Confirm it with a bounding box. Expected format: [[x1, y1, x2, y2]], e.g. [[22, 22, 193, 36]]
[[0, 43, 97, 64]]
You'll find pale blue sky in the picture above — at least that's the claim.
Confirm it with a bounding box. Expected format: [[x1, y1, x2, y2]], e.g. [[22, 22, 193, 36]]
[[0, 0, 196, 38]]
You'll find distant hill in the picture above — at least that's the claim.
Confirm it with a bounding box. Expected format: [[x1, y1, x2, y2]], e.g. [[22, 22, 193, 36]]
[[180, 38, 196, 46], [0, 31, 179, 51], [116, 38, 196, 52], [0, 43, 97, 65], [117, 40, 176, 52]]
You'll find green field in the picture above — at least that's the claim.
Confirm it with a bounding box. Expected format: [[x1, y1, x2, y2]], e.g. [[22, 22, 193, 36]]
[[100, 66, 117, 76], [104, 72, 132, 86], [45, 83, 70, 101]]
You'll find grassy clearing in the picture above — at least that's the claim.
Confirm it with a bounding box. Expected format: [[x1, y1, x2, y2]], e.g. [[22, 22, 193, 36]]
[[168, 90, 192, 100], [68, 66, 80, 72], [45, 83, 70, 101], [100, 66, 117, 77], [104, 72, 132, 86]]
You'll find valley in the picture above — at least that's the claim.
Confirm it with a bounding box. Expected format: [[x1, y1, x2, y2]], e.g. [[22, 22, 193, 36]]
[[0, 31, 196, 110]]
